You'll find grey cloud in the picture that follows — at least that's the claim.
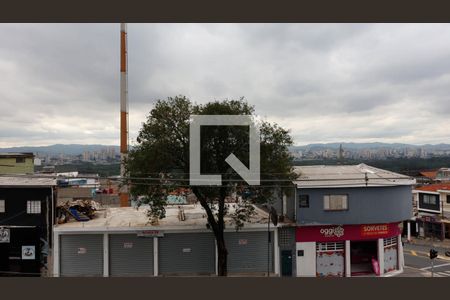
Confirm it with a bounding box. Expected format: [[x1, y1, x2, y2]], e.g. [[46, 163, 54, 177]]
[[0, 23, 449, 147]]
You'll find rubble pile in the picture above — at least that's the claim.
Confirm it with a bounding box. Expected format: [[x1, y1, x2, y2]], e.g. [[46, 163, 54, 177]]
[[57, 199, 100, 223]]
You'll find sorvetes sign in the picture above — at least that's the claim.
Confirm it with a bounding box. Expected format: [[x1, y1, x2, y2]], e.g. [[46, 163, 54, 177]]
[[361, 224, 389, 237]]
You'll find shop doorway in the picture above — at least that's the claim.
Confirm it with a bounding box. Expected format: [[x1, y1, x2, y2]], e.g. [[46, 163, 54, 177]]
[[350, 240, 378, 276], [281, 250, 293, 276]]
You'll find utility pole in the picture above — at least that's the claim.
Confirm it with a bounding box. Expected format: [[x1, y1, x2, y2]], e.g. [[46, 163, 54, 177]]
[[119, 23, 129, 207]]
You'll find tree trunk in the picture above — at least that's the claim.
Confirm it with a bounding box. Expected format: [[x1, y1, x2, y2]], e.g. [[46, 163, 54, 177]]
[[216, 233, 228, 276]]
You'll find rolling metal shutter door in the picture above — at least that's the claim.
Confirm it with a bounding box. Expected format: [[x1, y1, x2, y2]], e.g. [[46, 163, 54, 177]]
[[159, 233, 215, 275], [225, 231, 273, 274], [60, 234, 103, 277], [109, 234, 154, 276]]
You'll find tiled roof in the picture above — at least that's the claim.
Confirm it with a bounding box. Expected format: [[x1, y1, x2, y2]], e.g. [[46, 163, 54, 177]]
[[419, 171, 438, 179], [415, 184, 450, 192]]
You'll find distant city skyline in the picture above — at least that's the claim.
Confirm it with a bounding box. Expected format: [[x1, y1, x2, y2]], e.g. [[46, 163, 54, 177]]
[[1, 24, 450, 147]]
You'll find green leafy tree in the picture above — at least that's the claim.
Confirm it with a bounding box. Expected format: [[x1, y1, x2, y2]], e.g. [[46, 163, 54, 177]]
[[126, 95, 296, 276]]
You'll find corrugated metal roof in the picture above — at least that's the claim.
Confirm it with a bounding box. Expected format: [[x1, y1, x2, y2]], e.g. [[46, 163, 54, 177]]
[[293, 163, 415, 188], [0, 176, 56, 187]]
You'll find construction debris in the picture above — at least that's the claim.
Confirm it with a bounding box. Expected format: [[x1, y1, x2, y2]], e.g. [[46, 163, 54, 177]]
[[56, 199, 100, 223]]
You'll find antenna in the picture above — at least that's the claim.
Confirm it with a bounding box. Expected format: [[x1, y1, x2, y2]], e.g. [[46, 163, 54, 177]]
[[119, 23, 129, 207]]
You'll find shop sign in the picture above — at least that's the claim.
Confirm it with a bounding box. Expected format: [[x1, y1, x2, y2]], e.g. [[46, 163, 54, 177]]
[[319, 226, 344, 238], [361, 224, 389, 237], [22, 246, 35, 260], [421, 216, 436, 223], [137, 230, 164, 237], [0, 228, 10, 243], [296, 223, 401, 242], [78, 247, 87, 254], [123, 242, 133, 249]]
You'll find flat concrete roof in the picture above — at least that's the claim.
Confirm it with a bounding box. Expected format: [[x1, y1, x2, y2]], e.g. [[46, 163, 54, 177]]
[[0, 176, 56, 187], [293, 163, 415, 188], [54, 204, 280, 232], [0, 152, 34, 158]]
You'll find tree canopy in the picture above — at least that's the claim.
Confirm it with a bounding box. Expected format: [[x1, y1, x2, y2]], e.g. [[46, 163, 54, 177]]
[[126, 95, 297, 275]]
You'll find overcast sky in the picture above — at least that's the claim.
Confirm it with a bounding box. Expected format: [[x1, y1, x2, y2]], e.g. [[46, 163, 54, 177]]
[[0, 23, 449, 147]]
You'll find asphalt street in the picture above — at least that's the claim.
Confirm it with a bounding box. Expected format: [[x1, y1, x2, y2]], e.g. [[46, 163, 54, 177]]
[[404, 243, 450, 277]]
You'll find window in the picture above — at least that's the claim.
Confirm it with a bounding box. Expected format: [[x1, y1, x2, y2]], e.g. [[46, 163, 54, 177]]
[[16, 157, 26, 163], [323, 195, 348, 211], [27, 201, 41, 214], [316, 242, 344, 252], [299, 195, 309, 208], [279, 228, 292, 247], [447, 195, 450, 204], [0, 200, 5, 213], [422, 194, 438, 205], [383, 237, 397, 248]]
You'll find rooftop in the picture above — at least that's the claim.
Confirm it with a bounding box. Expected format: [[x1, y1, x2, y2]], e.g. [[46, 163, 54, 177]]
[[419, 170, 438, 179], [0, 152, 34, 158], [54, 203, 280, 231], [414, 183, 450, 192], [293, 163, 415, 188], [0, 175, 56, 187]]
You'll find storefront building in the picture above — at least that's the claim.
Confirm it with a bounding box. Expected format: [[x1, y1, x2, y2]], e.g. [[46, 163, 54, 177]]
[[409, 184, 450, 241], [295, 223, 403, 277], [292, 164, 415, 277], [53, 205, 281, 277]]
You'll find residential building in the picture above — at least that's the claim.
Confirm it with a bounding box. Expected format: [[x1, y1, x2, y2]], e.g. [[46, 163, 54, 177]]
[[291, 164, 415, 277], [0, 176, 57, 276], [0, 153, 34, 175], [410, 183, 450, 240]]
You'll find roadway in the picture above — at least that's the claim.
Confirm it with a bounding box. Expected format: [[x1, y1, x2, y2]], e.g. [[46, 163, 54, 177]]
[[403, 242, 450, 277]]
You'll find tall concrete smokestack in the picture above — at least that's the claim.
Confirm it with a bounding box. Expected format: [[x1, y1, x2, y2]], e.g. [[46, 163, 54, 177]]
[[120, 23, 129, 207]]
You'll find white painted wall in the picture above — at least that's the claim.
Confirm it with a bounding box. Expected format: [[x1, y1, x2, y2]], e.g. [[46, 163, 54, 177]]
[[53, 232, 60, 277], [103, 233, 109, 277], [296, 242, 316, 277], [345, 240, 351, 277], [397, 234, 404, 271], [377, 238, 384, 276]]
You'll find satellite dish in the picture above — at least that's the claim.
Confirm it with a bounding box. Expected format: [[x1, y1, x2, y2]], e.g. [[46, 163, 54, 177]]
[[270, 206, 278, 226]]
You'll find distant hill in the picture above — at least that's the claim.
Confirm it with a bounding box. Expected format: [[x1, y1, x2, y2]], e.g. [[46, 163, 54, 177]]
[[1, 142, 449, 156], [0, 144, 120, 156]]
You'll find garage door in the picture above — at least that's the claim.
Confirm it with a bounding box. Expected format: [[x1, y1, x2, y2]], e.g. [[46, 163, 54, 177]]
[[60, 234, 103, 277], [159, 233, 215, 275], [225, 231, 273, 274], [109, 234, 154, 276]]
